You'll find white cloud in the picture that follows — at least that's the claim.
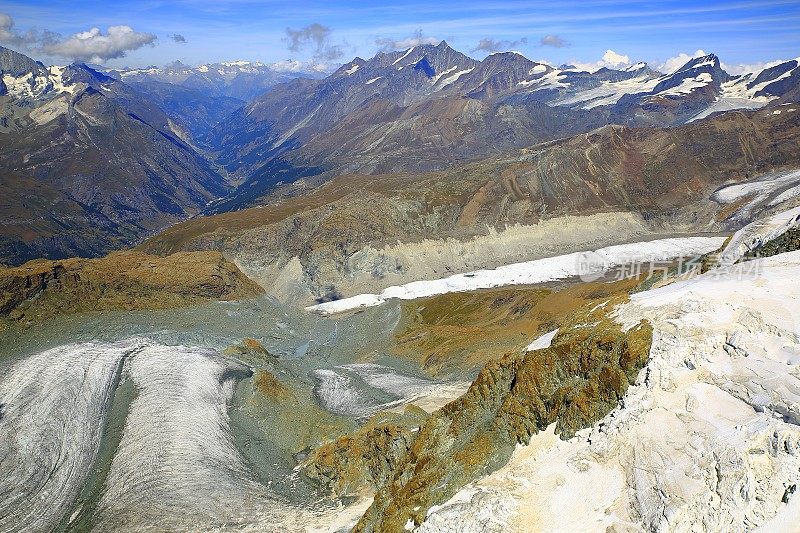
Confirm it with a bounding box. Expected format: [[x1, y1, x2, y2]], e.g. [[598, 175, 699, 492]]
[[270, 58, 334, 73], [568, 49, 632, 72], [41, 26, 156, 63], [721, 59, 786, 75], [472, 37, 527, 54], [375, 29, 439, 52], [283, 23, 344, 61], [659, 49, 706, 73], [0, 12, 15, 42], [540, 34, 569, 48], [601, 49, 630, 67], [0, 13, 156, 63]]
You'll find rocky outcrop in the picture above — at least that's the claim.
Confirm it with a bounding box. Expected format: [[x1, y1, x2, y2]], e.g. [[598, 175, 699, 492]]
[[0, 251, 263, 323], [747, 227, 800, 258], [354, 301, 653, 532], [302, 407, 429, 497]]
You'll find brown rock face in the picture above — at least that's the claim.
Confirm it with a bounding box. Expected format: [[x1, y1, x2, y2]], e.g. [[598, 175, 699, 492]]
[[0, 250, 263, 323], [354, 302, 653, 532], [302, 407, 429, 498]]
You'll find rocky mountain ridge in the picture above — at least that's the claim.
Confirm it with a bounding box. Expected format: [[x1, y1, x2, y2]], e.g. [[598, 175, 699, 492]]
[[0, 46, 229, 265], [208, 43, 800, 211], [1, 42, 799, 267]]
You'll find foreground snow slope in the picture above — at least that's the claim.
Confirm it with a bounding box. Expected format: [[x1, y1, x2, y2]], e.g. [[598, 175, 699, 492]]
[[421, 251, 800, 532], [308, 236, 726, 315]]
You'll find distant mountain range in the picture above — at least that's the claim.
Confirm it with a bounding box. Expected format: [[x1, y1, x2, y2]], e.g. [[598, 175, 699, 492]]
[[0, 42, 798, 265], [0, 47, 228, 264], [208, 42, 800, 211], [105, 59, 329, 101]]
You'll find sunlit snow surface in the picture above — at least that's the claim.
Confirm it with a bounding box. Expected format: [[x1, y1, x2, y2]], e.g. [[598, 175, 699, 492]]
[[307, 236, 727, 315], [421, 251, 800, 532], [525, 329, 558, 351]]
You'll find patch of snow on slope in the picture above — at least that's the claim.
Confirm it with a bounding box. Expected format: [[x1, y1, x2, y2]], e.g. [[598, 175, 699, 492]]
[[556, 74, 661, 109], [366, 76, 382, 85], [518, 69, 568, 89], [688, 62, 798, 122], [430, 66, 457, 84], [435, 68, 474, 90], [307, 236, 726, 315], [654, 72, 712, 97], [393, 47, 416, 66], [526, 329, 559, 351], [421, 251, 800, 532]]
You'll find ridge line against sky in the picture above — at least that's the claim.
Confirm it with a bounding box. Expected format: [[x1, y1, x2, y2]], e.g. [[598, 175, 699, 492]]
[[0, 0, 798, 73]]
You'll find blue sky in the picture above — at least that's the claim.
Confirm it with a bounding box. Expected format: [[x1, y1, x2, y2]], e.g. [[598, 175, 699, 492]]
[[1, 0, 798, 71]]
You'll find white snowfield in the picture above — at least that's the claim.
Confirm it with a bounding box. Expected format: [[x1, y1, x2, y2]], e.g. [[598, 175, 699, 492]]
[[420, 251, 800, 532], [712, 169, 800, 221], [525, 329, 558, 351], [721, 206, 800, 263], [306, 236, 727, 315]]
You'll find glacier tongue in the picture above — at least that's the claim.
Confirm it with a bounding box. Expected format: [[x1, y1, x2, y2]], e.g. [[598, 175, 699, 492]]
[[90, 344, 305, 531], [0, 339, 142, 533], [0, 340, 326, 532]]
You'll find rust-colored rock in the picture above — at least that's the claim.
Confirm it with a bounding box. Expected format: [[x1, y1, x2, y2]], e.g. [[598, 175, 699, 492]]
[[354, 300, 653, 532]]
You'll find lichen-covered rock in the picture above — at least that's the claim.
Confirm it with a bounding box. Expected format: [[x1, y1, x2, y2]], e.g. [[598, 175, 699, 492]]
[[354, 303, 652, 532], [302, 407, 428, 497]]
